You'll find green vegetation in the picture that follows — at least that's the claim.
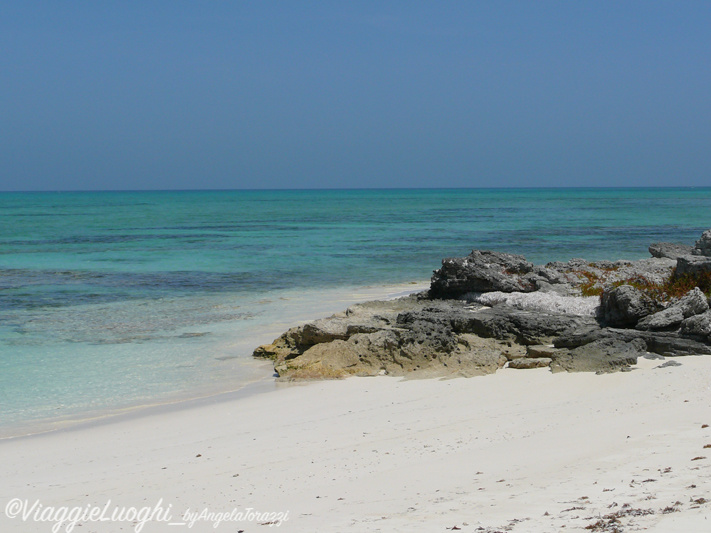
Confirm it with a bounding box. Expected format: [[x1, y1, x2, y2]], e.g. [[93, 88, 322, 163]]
[[572, 266, 711, 302], [576, 271, 605, 297], [661, 269, 711, 299], [610, 269, 711, 302], [571, 264, 622, 297]]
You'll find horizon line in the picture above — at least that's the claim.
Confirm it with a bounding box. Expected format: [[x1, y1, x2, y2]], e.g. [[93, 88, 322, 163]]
[[2, 185, 710, 194]]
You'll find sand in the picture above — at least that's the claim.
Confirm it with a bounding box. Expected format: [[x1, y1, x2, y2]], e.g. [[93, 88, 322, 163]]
[[1, 354, 710, 532]]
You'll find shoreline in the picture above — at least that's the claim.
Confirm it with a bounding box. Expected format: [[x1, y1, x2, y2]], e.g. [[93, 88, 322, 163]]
[[1, 353, 709, 532], [0, 369, 276, 442], [0, 281, 430, 440]]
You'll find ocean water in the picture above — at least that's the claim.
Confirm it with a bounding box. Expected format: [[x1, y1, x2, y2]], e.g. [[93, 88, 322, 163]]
[[1, 188, 710, 435]]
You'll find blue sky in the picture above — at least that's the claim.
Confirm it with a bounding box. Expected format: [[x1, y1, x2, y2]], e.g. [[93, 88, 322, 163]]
[[1, 1, 710, 191]]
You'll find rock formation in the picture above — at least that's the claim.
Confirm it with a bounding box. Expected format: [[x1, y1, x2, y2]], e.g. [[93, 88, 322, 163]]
[[648, 242, 693, 259], [692, 229, 711, 256], [429, 250, 537, 297], [254, 229, 711, 379]]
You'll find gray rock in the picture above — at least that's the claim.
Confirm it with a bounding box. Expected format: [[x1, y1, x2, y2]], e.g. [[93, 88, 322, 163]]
[[532, 280, 576, 296], [675, 255, 711, 277], [399, 305, 598, 346], [299, 321, 350, 345], [680, 310, 711, 337], [430, 250, 535, 298], [692, 229, 711, 256], [526, 344, 558, 358], [636, 306, 685, 331], [545, 257, 675, 292], [655, 360, 682, 369], [643, 352, 665, 360], [676, 287, 710, 317], [521, 266, 577, 295], [643, 333, 711, 356], [448, 334, 520, 376], [554, 326, 711, 357], [649, 242, 694, 259], [601, 285, 658, 327], [550, 338, 645, 373], [434, 249, 677, 300], [635, 288, 707, 331], [552, 324, 607, 348], [529, 266, 572, 285], [397, 317, 459, 357], [508, 357, 552, 369]]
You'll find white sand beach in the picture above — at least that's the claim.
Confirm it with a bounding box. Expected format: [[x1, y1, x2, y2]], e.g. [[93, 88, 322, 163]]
[[1, 351, 709, 532]]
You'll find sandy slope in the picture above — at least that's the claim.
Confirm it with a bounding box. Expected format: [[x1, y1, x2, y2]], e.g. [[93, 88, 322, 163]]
[[1, 356, 709, 532]]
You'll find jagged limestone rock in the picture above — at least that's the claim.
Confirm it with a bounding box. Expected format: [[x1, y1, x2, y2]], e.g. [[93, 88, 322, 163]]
[[680, 310, 711, 338], [600, 285, 658, 327], [675, 255, 711, 277], [636, 307, 685, 331], [508, 357, 552, 369], [649, 242, 694, 259], [430, 250, 535, 298], [692, 229, 711, 256], [550, 338, 646, 373]]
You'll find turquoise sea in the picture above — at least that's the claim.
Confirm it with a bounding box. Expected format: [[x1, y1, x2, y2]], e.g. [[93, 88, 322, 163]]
[[1, 188, 710, 436]]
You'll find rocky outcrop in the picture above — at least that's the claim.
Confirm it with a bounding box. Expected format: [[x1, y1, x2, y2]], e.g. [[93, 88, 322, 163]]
[[675, 255, 711, 277], [508, 357, 552, 369], [444, 306, 597, 345], [543, 257, 676, 295], [473, 291, 598, 316], [649, 242, 693, 259], [256, 295, 525, 380], [553, 325, 711, 357], [635, 306, 685, 331], [429, 250, 536, 298], [396, 304, 593, 342], [636, 287, 708, 331], [254, 289, 708, 379], [680, 310, 711, 338], [679, 287, 711, 315], [549, 338, 646, 373], [432, 250, 680, 301], [255, 294, 595, 379], [692, 229, 711, 256], [254, 229, 711, 380], [600, 285, 658, 327], [526, 345, 558, 358]]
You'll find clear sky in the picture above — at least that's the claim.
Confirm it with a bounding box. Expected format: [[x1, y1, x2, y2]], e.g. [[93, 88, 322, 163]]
[[2, 1, 710, 191]]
